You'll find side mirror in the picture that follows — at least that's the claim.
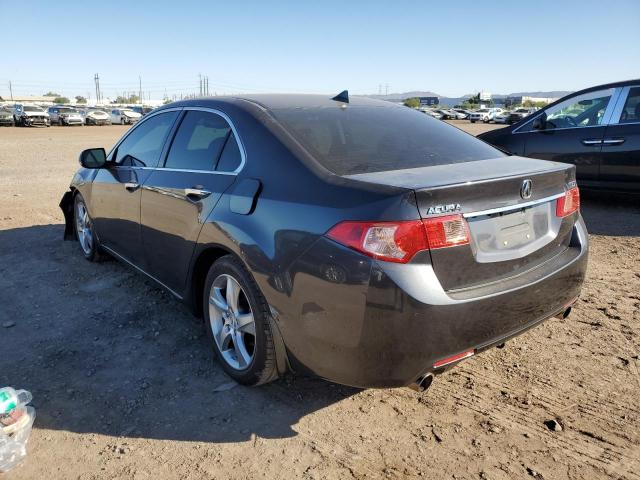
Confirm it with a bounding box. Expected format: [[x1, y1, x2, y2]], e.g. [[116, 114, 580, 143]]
[[79, 148, 107, 168], [532, 113, 547, 130]]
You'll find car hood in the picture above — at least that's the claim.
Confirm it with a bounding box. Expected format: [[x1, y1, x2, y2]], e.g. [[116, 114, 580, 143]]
[[122, 111, 142, 118], [87, 111, 109, 118]]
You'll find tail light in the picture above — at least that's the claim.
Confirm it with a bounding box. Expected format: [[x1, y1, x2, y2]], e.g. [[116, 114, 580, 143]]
[[326, 214, 470, 264], [556, 187, 580, 217]]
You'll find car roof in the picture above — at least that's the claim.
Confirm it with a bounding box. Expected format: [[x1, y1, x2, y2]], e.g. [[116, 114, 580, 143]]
[[161, 93, 393, 111]]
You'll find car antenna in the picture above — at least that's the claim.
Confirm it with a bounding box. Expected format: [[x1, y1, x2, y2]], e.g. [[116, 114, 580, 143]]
[[331, 90, 349, 103]]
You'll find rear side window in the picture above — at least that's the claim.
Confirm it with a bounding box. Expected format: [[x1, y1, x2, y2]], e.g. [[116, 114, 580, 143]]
[[113, 111, 179, 167], [216, 132, 242, 172], [165, 111, 232, 171], [270, 105, 503, 175]]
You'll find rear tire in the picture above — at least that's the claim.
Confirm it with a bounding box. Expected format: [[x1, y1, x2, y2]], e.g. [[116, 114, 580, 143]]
[[203, 255, 278, 386]]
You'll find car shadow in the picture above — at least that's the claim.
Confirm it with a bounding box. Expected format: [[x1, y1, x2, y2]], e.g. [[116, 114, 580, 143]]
[[0, 224, 359, 443], [580, 190, 640, 237]]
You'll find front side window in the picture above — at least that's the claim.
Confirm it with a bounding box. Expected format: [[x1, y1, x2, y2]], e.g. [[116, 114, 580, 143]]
[[544, 88, 614, 129], [164, 111, 233, 171], [616, 87, 640, 123], [112, 111, 179, 167]]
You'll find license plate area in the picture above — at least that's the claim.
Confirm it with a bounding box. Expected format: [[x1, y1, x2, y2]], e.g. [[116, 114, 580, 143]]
[[467, 201, 561, 263]]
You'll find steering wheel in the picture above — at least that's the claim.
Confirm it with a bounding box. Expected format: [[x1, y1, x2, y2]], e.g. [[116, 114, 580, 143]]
[[563, 116, 577, 127]]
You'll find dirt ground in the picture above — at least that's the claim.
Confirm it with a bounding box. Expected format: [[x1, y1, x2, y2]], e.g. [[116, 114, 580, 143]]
[[0, 121, 638, 480]]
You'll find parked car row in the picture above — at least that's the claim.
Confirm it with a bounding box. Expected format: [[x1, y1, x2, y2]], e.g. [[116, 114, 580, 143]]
[[422, 106, 538, 124], [0, 104, 150, 127]]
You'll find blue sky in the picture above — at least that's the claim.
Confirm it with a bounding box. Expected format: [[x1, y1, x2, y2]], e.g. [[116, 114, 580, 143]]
[[1, 0, 638, 100]]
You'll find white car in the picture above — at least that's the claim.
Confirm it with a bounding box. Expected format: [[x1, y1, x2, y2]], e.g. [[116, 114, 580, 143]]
[[469, 108, 504, 123], [83, 109, 111, 126], [493, 111, 512, 124], [447, 109, 468, 120], [424, 109, 443, 120], [110, 108, 142, 125]]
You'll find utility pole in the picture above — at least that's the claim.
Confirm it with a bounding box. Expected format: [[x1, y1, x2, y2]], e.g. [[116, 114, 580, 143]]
[[385, 83, 389, 96], [8, 81, 13, 101], [199, 74, 202, 96], [94, 73, 101, 104], [139, 76, 142, 104]]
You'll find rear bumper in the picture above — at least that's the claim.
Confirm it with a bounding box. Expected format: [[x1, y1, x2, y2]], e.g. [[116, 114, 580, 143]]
[[281, 216, 588, 388]]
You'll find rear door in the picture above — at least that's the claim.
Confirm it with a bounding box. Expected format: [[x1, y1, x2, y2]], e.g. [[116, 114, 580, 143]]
[[140, 108, 243, 294], [520, 87, 617, 182], [599, 85, 640, 190], [90, 110, 180, 264]]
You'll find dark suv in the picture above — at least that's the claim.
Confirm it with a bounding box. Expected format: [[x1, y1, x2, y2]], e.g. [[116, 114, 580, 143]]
[[61, 94, 588, 390], [479, 80, 640, 192]]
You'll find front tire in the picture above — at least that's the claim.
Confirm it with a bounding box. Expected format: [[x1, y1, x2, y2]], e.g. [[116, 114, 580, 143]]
[[203, 255, 278, 386], [74, 194, 102, 261]]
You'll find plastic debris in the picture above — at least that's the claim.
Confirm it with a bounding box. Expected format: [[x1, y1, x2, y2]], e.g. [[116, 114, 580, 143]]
[[0, 387, 36, 472]]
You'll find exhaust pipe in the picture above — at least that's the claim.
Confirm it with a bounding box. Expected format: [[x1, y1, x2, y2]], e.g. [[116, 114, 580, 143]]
[[555, 306, 572, 319], [408, 373, 434, 393]]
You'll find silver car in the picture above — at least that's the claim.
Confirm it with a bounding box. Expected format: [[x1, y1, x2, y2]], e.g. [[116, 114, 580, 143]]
[[48, 106, 84, 126]]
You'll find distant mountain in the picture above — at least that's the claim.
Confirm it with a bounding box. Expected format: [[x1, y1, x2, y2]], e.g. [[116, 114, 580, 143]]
[[507, 91, 572, 98], [366, 90, 572, 106]]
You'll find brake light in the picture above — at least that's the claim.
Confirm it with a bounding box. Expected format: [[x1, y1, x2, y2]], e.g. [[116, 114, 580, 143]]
[[326, 214, 470, 263], [556, 187, 580, 217]]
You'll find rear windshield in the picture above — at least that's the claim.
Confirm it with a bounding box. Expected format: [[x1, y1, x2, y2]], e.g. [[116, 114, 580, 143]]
[[271, 105, 502, 175]]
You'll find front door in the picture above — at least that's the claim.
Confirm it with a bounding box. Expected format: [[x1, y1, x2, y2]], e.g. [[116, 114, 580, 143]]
[[140, 109, 243, 293], [90, 110, 180, 264], [521, 87, 617, 183]]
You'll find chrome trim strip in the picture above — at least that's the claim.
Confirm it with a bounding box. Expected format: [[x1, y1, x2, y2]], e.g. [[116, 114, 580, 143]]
[[158, 167, 237, 175], [463, 192, 564, 218], [106, 105, 246, 175], [608, 86, 630, 124], [101, 245, 183, 300], [111, 165, 237, 175], [600, 87, 624, 125]]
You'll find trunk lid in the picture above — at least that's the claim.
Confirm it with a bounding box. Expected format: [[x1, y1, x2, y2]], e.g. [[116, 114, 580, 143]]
[[346, 157, 578, 291]]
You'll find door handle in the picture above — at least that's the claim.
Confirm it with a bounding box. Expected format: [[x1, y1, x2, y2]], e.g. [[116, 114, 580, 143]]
[[185, 187, 212, 200], [602, 138, 625, 146], [581, 139, 602, 146], [125, 182, 140, 191]]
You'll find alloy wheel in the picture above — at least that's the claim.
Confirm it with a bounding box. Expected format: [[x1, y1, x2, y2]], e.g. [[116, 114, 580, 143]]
[[75, 200, 93, 255], [208, 274, 256, 370]]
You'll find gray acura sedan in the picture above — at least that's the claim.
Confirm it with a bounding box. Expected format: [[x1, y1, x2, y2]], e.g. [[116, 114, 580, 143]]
[[60, 92, 588, 390]]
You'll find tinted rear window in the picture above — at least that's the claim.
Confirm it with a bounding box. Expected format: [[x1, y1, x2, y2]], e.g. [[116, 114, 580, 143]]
[[271, 105, 502, 175]]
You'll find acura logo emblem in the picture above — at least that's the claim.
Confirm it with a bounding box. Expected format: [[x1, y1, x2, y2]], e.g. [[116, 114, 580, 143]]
[[520, 179, 533, 199]]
